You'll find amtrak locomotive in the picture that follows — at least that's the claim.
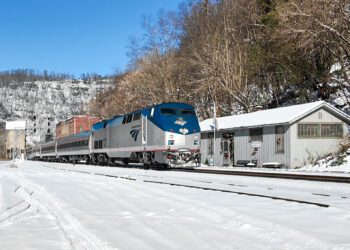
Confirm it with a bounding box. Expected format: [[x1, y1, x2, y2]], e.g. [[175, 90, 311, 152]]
[[27, 102, 201, 167]]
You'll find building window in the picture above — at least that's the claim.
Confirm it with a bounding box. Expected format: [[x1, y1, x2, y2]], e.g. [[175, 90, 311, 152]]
[[249, 128, 263, 142], [275, 126, 285, 154], [80, 125, 83, 132], [298, 124, 320, 137], [318, 112, 322, 120], [298, 123, 343, 138], [321, 124, 343, 137]]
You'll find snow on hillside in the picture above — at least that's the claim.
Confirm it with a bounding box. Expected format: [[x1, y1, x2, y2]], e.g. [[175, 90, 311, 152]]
[[0, 79, 113, 144], [328, 61, 350, 114]]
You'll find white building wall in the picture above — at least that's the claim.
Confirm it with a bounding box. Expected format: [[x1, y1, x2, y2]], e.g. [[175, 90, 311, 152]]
[[234, 126, 290, 167], [200, 131, 225, 166], [290, 108, 348, 168]]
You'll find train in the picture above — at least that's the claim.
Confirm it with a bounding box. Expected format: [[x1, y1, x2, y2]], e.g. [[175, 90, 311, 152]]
[[26, 102, 201, 167]]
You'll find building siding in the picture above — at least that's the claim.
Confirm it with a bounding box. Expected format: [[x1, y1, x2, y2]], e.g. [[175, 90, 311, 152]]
[[290, 108, 347, 168], [200, 131, 225, 166], [234, 125, 290, 167]]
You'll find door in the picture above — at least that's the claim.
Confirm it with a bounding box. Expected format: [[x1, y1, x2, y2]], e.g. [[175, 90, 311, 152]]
[[141, 115, 147, 146], [221, 133, 234, 166]]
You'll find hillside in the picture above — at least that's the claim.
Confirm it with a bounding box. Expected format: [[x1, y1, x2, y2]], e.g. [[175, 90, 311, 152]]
[[0, 78, 113, 144]]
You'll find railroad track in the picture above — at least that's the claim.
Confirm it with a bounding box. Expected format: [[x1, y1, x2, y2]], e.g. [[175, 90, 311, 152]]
[[36, 160, 350, 184], [170, 168, 350, 184], [41, 164, 330, 208]]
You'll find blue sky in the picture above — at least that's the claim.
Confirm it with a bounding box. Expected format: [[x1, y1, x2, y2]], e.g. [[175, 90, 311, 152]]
[[0, 0, 184, 77]]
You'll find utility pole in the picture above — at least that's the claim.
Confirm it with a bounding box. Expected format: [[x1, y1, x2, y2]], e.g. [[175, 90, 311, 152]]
[[212, 101, 217, 166]]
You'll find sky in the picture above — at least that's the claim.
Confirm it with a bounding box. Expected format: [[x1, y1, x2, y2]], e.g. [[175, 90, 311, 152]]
[[0, 0, 184, 77]]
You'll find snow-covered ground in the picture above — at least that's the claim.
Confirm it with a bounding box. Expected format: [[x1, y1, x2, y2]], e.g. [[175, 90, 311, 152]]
[[299, 155, 350, 173], [1, 161, 350, 250], [198, 154, 350, 176]]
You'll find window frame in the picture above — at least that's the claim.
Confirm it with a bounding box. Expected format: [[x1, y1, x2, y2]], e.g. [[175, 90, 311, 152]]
[[297, 123, 320, 138], [320, 123, 343, 138], [297, 123, 344, 138], [249, 128, 263, 142]]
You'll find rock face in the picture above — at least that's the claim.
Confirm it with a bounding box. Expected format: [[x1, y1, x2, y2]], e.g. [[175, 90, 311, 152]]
[[0, 79, 113, 144]]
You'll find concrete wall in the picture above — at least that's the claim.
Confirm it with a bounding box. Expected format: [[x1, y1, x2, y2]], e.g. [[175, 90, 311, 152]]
[[290, 108, 348, 168]]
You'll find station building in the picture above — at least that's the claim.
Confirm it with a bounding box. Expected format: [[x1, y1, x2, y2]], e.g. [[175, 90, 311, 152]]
[[200, 101, 350, 168], [0, 122, 6, 159], [56, 115, 101, 139], [4, 121, 26, 160]]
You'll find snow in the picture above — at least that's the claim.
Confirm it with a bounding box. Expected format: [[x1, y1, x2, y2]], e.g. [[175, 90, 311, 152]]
[[200, 101, 350, 132], [298, 155, 350, 173], [198, 164, 350, 178], [5, 120, 26, 130], [1, 160, 350, 249], [333, 97, 347, 107], [0, 79, 113, 144], [330, 63, 342, 73]]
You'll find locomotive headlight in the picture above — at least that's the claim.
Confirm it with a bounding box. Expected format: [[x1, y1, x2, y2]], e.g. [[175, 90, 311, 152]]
[[168, 134, 175, 145]]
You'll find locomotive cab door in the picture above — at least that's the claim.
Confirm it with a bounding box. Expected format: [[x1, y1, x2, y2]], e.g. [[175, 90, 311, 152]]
[[141, 115, 148, 164], [141, 115, 147, 146], [221, 133, 234, 166]]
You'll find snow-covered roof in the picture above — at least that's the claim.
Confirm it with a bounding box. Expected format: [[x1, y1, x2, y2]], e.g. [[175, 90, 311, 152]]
[[5, 120, 26, 130], [200, 101, 350, 132]]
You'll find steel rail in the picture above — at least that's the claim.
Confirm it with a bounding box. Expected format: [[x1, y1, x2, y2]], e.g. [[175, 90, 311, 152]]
[[41, 164, 330, 208], [170, 168, 350, 184]]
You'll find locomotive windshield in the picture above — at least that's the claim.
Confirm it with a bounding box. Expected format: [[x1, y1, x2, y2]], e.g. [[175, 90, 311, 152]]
[[180, 110, 195, 115], [161, 108, 177, 115], [161, 108, 195, 116]]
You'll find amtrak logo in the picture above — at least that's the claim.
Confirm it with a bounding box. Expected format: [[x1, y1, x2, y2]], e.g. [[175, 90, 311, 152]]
[[175, 117, 187, 126], [179, 128, 189, 135], [130, 128, 141, 141]]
